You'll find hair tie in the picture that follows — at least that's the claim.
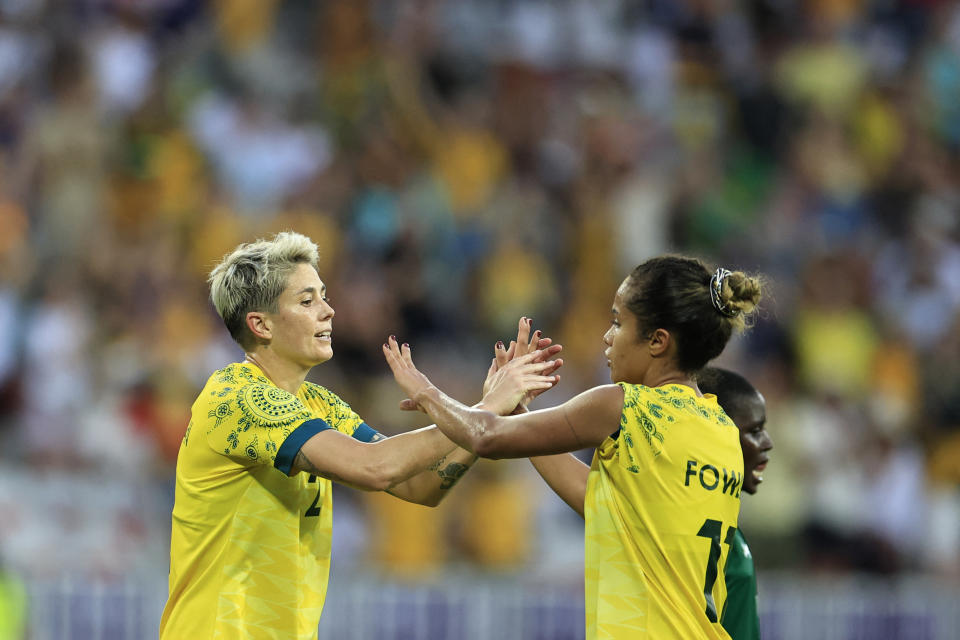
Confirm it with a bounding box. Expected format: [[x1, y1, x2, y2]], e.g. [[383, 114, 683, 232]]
[[710, 268, 738, 317]]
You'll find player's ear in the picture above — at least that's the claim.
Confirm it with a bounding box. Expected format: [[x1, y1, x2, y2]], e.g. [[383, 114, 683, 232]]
[[648, 328, 671, 358], [246, 311, 272, 341]]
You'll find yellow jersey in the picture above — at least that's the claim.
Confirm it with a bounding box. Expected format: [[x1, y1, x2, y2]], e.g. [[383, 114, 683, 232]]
[[160, 362, 376, 640], [584, 382, 743, 639]]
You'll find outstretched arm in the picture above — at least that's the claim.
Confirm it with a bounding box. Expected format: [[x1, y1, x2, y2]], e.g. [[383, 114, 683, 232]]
[[290, 423, 463, 493], [383, 335, 623, 459], [302, 321, 561, 505], [382, 318, 563, 506], [383, 447, 479, 507], [415, 384, 622, 459]]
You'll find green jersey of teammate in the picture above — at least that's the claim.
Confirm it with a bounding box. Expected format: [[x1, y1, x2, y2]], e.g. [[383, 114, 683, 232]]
[[721, 528, 760, 640]]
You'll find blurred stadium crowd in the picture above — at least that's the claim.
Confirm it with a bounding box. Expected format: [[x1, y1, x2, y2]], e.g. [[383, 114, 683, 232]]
[[0, 0, 959, 590]]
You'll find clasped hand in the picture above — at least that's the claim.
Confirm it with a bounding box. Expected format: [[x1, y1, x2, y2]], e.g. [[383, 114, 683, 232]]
[[482, 316, 563, 414]]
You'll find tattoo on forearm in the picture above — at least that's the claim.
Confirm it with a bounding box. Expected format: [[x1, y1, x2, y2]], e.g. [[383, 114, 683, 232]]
[[436, 462, 470, 490], [294, 450, 316, 474], [428, 455, 447, 472]]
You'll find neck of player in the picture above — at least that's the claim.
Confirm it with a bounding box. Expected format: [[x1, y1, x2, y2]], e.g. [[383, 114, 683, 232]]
[[244, 349, 310, 395], [641, 360, 700, 395]]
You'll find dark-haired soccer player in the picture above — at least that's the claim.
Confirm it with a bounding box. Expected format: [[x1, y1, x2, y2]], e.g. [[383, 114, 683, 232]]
[[698, 367, 773, 640], [382, 257, 764, 639]]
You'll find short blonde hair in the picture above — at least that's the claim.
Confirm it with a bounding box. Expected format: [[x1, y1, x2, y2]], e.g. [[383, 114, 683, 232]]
[[209, 231, 319, 349]]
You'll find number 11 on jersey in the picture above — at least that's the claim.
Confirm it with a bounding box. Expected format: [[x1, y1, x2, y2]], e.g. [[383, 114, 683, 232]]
[[697, 518, 736, 622]]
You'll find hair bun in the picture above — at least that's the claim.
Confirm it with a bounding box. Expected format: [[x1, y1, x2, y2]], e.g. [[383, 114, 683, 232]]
[[712, 268, 762, 329]]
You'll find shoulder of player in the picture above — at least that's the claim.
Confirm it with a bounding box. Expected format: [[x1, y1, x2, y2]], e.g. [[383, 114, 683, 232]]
[[612, 382, 668, 423], [297, 382, 364, 427], [298, 380, 350, 406], [615, 380, 684, 406], [566, 384, 625, 417], [202, 362, 273, 389], [197, 364, 274, 403], [557, 385, 625, 446], [195, 365, 315, 434], [622, 382, 735, 428]]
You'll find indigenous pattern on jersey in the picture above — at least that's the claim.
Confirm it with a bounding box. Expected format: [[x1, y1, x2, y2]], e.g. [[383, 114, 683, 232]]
[[160, 362, 377, 640], [721, 528, 760, 640], [584, 382, 743, 639]]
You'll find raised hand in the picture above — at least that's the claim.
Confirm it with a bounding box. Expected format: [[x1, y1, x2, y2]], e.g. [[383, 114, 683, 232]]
[[479, 348, 560, 416], [482, 317, 563, 413], [384, 328, 559, 416], [382, 336, 436, 411]]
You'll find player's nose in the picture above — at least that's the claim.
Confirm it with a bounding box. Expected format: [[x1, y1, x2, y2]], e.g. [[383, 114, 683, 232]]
[[319, 298, 334, 319]]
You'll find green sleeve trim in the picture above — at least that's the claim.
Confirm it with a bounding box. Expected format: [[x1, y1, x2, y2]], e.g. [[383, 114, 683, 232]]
[[274, 418, 331, 475], [351, 423, 380, 442]]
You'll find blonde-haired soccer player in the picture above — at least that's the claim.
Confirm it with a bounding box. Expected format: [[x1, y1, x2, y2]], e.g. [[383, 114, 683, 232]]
[[382, 256, 762, 639], [159, 231, 561, 639]]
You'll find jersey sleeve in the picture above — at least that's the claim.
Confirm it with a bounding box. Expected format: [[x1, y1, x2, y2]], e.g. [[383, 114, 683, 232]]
[[203, 381, 331, 473]]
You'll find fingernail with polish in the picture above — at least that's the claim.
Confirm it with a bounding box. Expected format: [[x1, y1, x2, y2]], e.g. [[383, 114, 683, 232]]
[[496, 341, 504, 349], [403, 343, 409, 348]]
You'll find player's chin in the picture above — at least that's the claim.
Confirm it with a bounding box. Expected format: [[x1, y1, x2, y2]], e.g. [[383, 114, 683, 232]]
[[313, 344, 334, 364]]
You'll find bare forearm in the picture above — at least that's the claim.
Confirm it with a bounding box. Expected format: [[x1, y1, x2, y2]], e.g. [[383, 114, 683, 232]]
[[415, 387, 501, 455], [414, 386, 599, 459], [530, 454, 589, 518], [382, 396, 507, 504], [371, 426, 464, 489], [387, 447, 479, 506], [294, 425, 460, 492]]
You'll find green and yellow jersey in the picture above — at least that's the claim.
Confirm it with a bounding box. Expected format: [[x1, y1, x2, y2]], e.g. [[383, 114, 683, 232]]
[[584, 382, 743, 639], [721, 528, 760, 640], [160, 362, 378, 640]]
